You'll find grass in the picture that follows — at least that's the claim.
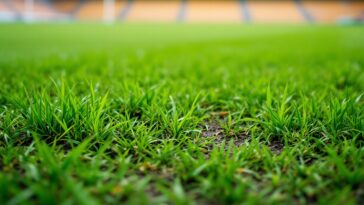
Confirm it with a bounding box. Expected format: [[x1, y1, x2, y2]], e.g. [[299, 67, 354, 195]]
[[0, 23, 364, 204]]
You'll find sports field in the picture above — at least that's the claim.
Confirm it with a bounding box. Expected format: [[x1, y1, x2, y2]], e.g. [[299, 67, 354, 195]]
[[1, 24, 364, 204]]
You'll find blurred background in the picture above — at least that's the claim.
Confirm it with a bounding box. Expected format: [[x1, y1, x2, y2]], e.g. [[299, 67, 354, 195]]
[[0, 0, 363, 24]]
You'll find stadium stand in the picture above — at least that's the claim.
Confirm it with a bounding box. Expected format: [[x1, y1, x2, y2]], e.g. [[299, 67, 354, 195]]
[[126, 0, 180, 22], [248, 0, 304, 23], [0, 1, 8, 11], [76, 0, 125, 20], [186, 0, 242, 23], [0, 0, 364, 23], [8, 0, 52, 13], [6, 0, 26, 12], [75, 1, 103, 20], [302, 1, 352, 23], [53, 0, 81, 13], [350, 1, 364, 17], [303, 0, 364, 23], [4, 0, 67, 21], [0, 1, 17, 20]]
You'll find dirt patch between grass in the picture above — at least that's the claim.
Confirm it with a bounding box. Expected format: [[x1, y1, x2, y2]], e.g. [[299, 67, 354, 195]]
[[267, 140, 284, 155], [200, 119, 285, 155], [200, 120, 249, 153]]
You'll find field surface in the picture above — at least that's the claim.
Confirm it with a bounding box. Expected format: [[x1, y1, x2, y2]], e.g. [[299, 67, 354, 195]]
[[0, 24, 364, 205]]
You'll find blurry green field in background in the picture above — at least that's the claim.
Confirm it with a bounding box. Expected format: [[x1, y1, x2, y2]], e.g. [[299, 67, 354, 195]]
[[0, 24, 364, 204]]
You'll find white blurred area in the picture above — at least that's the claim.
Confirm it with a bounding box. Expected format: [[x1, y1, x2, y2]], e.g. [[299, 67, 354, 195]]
[[0, 0, 118, 22], [0, 0, 71, 22]]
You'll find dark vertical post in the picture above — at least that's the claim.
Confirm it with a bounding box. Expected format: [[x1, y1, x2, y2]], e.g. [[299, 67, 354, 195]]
[[177, 0, 187, 22], [239, 0, 251, 23], [294, 0, 315, 23], [119, 0, 133, 21]]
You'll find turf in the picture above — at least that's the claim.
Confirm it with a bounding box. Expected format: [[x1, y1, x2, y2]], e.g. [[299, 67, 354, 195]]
[[0, 23, 364, 205]]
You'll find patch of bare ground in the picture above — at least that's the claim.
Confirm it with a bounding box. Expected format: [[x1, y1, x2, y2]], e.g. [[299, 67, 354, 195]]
[[356, 185, 364, 205], [201, 116, 285, 155], [200, 119, 249, 153], [267, 140, 284, 155]]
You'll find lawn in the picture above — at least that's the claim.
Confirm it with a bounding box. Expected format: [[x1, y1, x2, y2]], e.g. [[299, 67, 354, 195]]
[[0, 23, 364, 205]]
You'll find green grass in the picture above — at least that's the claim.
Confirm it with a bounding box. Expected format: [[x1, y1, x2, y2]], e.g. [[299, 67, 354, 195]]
[[0, 23, 364, 205]]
